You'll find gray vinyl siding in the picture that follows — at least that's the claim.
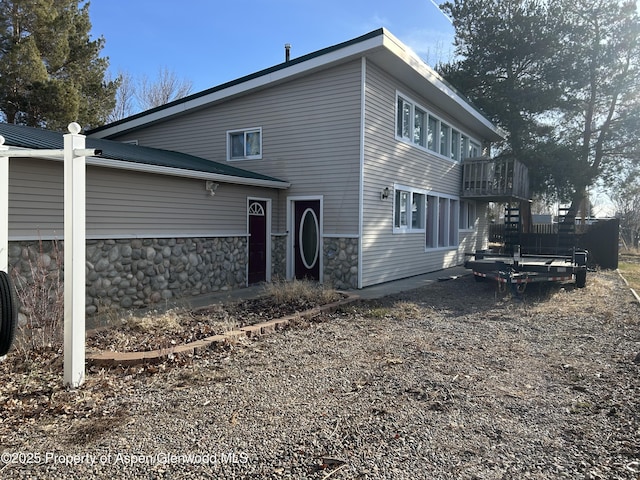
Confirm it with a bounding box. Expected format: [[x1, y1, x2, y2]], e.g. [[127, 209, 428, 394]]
[[110, 60, 363, 236], [360, 61, 483, 287], [459, 201, 490, 261], [8, 157, 275, 239]]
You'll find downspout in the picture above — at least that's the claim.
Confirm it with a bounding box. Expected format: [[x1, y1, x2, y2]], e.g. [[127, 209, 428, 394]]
[[358, 57, 366, 289]]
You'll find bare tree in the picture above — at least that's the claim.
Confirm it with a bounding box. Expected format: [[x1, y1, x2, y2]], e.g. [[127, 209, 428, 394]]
[[108, 67, 194, 121], [610, 168, 640, 248], [136, 67, 194, 111], [108, 70, 136, 122]]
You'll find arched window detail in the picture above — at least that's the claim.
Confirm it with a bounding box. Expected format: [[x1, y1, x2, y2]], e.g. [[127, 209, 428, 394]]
[[249, 202, 265, 216]]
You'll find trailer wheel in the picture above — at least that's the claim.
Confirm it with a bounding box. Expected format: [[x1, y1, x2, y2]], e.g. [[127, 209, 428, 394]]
[[0, 271, 18, 356], [575, 270, 587, 289]]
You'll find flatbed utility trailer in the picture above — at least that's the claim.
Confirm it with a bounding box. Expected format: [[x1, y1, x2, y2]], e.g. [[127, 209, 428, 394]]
[[464, 246, 588, 292]]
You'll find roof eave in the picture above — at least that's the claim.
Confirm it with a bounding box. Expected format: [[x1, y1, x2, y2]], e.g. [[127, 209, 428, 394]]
[[378, 31, 506, 142], [89, 30, 387, 139], [3, 144, 290, 189], [91, 157, 291, 189], [90, 28, 505, 143]]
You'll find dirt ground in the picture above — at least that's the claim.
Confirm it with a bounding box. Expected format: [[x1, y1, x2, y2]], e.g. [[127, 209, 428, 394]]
[[1, 269, 639, 479]]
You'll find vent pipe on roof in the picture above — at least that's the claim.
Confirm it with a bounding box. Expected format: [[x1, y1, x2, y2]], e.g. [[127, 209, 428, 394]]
[[285, 43, 291, 62]]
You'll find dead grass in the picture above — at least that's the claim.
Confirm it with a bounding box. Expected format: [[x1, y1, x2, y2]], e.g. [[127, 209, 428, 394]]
[[86, 278, 343, 353], [121, 309, 185, 334], [261, 277, 342, 305], [619, 249, 640, 293], [11, 239, 64, 353]]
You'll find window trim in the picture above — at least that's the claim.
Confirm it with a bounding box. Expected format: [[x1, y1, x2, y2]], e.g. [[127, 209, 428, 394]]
[[227, 127, 262, 161], [393, 184, 426, 234], [395, 91, 481, 162]]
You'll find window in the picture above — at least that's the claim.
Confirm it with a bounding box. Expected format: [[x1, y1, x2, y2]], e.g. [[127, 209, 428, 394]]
[[440, 123, 450, 157], [227, 128, 262, 160], [459, 200, 476, 230], [425, 193, 459, 249], [397, 97, 411, 140], [414, 107, 426, 147], [451, 130, 460, 161], [468, 140, 481, 158], [394, 186, 425, 233], [427, 115, 437, 151], [396, 92, 480, 162]]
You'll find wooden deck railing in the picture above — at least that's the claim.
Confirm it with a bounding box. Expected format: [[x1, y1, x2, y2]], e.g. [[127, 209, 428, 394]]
[[461, 157, 530, 201]]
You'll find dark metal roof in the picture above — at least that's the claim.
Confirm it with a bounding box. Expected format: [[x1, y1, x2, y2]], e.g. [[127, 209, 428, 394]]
[[0, 123, 288, 186]]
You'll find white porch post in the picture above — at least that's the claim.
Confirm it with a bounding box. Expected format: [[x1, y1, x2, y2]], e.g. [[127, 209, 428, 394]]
[[63, 123, 86, 388]]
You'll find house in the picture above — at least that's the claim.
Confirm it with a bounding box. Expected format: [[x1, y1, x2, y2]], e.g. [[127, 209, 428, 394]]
[[1, 124, 289, 313], [4, 28, 512, 313]]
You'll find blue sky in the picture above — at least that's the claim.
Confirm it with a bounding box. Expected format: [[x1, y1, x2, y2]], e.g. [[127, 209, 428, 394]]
[[89, 0, 456, 92]]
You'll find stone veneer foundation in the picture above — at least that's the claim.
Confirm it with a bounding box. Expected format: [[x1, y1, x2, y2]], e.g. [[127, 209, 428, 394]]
[[7, 234, 359, 316], [8, 237, 247, 315], [323, 237, 358, 290]]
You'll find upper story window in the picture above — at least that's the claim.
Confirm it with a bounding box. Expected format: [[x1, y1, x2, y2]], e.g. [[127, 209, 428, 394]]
[[395, 92, 481, 162], [397, 97, 412, 141], [227, 127, 262, 160]]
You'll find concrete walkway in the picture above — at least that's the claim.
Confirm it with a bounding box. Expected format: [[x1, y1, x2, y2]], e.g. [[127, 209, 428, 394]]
[[185, 265, 470, 309]]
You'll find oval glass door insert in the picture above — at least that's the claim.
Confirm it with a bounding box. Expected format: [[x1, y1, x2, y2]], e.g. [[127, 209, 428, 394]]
[[299, 208, 319, 269]]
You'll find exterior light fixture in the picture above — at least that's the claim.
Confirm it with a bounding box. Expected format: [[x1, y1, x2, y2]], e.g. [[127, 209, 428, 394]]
[[205, 181, 219, 196], [381, 187, 390, 200]]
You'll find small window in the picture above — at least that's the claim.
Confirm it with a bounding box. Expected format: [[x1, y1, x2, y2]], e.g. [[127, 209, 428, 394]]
[[394, 186, 426, 233], [228, 128, 262, 160]]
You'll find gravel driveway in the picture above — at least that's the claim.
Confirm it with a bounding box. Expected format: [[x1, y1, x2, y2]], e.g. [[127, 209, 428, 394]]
[[1, 270, 639, 479]]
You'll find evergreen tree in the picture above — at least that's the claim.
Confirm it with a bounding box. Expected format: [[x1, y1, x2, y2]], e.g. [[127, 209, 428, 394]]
[[0, 0, 117, 130], [440, 0, 640, 215]]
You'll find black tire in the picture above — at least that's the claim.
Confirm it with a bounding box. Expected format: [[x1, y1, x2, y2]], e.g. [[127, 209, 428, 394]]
[[575, 270, 587, 289], [0, 270, 18, 356]]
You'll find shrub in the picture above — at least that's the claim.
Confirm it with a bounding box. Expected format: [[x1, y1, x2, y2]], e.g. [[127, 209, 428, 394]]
[[11, 239, 64, 352]]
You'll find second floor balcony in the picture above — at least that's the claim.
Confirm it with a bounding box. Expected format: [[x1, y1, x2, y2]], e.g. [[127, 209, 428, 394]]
[[461, 156, 530, 202]]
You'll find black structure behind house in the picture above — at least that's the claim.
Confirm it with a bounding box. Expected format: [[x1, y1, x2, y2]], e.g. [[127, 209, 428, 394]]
[[489, 218, 620, 269], [576, 219, 619, 270]]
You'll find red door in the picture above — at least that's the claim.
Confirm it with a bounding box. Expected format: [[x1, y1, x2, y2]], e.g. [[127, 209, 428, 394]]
[[294, 200, 320, 281], [248, 201, 267, 284]]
